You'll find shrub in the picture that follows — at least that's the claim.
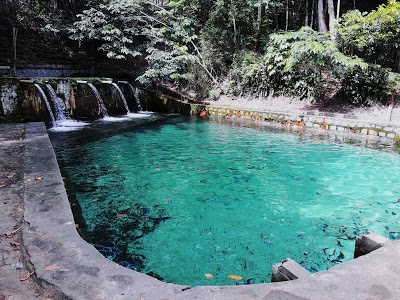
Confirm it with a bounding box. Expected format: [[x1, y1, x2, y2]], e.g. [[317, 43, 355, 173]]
[[228, 27, 394, 106]]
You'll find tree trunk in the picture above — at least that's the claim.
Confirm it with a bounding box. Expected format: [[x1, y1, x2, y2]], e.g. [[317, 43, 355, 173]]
[[327, 0, 336, 32], [257, 0, 262, 32], [305, 0, 309, 26], [285, 0, 289, 31], [230, 1, 238, 48], [318, 0, 328, 32], [336, 0, 341, 19], [397, 48, 400, 72], [274, 4, 279, 30], [12, 27, 17, 76], [311, 0, 315, 29]]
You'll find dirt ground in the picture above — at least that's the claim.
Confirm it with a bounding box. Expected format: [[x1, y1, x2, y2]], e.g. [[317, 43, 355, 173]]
[[0, 124, 57, 300]]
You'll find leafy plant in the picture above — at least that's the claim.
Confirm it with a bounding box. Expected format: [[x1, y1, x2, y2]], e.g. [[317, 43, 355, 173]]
[[229, 27, 393, 105], [337, 0, 400, 71]]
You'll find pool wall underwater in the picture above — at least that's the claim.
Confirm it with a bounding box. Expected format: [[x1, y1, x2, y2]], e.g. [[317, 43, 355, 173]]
[[22, 122, 400, 300]]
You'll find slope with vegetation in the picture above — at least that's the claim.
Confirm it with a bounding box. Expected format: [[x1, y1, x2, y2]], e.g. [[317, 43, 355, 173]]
[[1, 0, 399, 107]]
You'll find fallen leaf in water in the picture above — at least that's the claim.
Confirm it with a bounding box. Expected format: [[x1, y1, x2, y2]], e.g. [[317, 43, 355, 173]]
[[44, 264, 60, 271], [10, 240, 20, 249], [116, 213, 127, 217], [112, 165, 118, 168], [204, 274, 214, 278], [6, 173, 15, 179], [154, 168, 161, 171], [0, 184, 6, 188], [35, 176, 44, 181], [165, 198, 173, 201], [20, 272, 34, 281], [227, 275, 243, 281]]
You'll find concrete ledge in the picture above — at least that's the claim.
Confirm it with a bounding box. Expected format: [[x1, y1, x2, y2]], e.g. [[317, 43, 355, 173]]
[[354, 232, 389, 258], [271, 258, 311, 282], [21, 122, 400, 299], [203, 105, 400, 141]]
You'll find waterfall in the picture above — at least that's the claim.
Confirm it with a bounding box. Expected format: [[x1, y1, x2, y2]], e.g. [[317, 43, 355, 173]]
[[45, 83, 68, 121], [86, 82, 109, 117], [129, 83, 143, 111], [33, 83, 56, 124], [109, 82, 130, 114]]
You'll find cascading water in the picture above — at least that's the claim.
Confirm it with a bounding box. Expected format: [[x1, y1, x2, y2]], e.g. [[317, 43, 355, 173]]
[[105, 82, 130, 114], [85, 82, 109, 117], [117, 81, 143, 112], [132, 85, 143, 112], [33, 83, 56, 125], [45, 83, 68, 121], [125, 83, 143, 111]]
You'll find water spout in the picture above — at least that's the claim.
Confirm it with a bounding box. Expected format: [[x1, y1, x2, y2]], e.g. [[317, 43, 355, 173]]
[[45, 83, 69, 121], [86, 83, 109, 117], [133, 86, 143, 111], [121, 82, 142, 111], [105, 82, 130, 114], [33, 83, 56, 125]]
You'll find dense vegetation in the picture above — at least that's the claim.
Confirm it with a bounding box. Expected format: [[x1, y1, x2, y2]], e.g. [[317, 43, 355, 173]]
[[1, 0, 399, 106]]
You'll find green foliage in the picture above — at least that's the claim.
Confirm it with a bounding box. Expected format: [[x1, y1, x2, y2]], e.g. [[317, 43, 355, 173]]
[[69, 2, 145, 60], [70, 0, 202, 85], [208, 88, 221, 101], [337, 0, 400, 70], [229, 27, 393, 105]]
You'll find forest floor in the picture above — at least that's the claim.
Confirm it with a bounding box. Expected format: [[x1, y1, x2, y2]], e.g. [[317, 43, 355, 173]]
[[212, 95, 400, 124]]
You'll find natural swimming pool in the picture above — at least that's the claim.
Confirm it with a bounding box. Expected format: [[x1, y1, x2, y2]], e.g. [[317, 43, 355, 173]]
[[49, 114, 400, 287]]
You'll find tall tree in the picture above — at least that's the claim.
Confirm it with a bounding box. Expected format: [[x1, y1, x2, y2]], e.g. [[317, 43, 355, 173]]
[[327, 0, 336, 32], [317, 0, 328, 32]]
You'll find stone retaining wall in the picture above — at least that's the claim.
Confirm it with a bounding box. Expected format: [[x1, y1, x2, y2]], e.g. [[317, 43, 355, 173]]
[[205, 106, 400, 140]]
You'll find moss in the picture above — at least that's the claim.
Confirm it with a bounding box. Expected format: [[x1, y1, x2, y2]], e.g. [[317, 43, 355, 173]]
[[395, 135, 400, 146]]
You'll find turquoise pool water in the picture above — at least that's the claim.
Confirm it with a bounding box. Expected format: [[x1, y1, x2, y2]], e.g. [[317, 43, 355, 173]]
[[50, 115, 400, 286]]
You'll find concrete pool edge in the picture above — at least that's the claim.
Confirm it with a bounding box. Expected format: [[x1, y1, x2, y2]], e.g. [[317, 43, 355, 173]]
[[22, 122, 400, 299]]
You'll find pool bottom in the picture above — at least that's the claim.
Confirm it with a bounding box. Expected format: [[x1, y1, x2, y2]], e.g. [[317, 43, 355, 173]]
[[50, 115, 400, 286]]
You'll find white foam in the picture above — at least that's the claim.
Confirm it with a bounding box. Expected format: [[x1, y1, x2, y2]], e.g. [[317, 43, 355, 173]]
[[50, 126, 85, 132], [49, 120, 89, 132], [126, 113, 152, 118], [56, 120, 88, 127], [101, 116, 131, 122]]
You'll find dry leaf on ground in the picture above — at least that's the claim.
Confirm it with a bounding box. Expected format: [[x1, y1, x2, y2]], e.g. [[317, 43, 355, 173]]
[[20, 272, 34, 281], [44, 264, 60, 271], [10, 240, 21, 249], [4, 232, 14, 238]]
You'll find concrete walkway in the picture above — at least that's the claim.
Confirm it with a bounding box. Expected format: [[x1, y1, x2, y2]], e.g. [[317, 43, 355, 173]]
[[1, 122, 400, 299]]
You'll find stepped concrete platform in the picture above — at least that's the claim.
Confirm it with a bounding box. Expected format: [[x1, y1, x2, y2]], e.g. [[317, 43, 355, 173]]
[[1, 122, 400, 299]]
